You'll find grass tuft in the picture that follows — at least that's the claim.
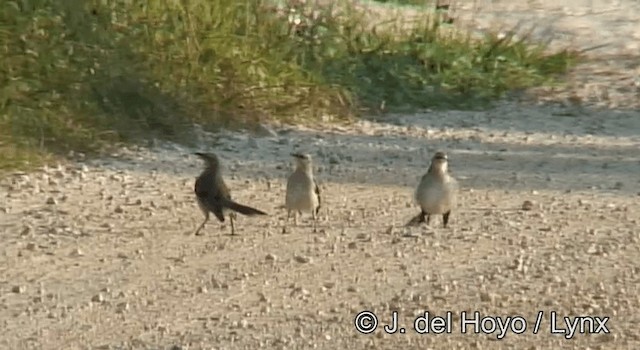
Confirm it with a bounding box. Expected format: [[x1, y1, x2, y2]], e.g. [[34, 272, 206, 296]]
[[0, 0, 578, 171]]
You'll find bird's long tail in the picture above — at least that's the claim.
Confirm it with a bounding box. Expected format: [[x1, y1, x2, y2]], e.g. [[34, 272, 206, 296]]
[[226, 200, 268, 216]]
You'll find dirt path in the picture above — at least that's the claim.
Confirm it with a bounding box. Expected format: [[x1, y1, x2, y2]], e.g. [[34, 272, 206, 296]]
[[453, 0, 640, 109], [1, 1, 639, 350]]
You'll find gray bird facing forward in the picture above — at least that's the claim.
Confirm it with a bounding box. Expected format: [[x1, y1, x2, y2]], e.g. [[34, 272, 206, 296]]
[[285, 153, 321, 231], [407, 151, 458, 228], [193, 152, 268, 235]]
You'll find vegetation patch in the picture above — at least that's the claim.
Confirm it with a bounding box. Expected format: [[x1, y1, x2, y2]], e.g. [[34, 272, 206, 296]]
[[0, 0, 577, 170]]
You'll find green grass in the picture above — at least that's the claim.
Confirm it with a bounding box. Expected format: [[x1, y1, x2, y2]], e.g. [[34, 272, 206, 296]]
[[0, 0, 578, 171]]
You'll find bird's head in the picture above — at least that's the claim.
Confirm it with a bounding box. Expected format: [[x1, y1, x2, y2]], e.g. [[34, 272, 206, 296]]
[[195, 152, 220, 169], [429, 151, 449, 174], [291, 152, 312, 169]]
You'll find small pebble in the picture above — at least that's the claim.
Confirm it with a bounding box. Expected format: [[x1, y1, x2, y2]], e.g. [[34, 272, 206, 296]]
[[265, 254, 277, 261], [70, 248, 84, 257], [294, 255, 311, 264]]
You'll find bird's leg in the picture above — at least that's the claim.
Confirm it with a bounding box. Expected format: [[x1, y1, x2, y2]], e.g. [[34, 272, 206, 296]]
[[406, 210, 426, 227], [312, 210, 318, 233], [419, 210, 427, 224], [294, 211, 299, 227], [412, 209, 427, 225], [281, 209, 290, 234], [426, 212, 431, 225], [194, 213, 209, 236], [230, 212, 236, 235], [442, 210, 451, 228]]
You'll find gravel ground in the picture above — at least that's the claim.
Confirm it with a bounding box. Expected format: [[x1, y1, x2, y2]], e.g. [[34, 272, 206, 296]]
[[1, 1, 639, 350]]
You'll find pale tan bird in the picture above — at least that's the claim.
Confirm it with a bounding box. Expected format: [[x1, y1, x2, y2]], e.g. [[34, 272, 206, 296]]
[[285, 153, 321, 231], [193, 152, 268, 235], [407, 151, 458, 228]]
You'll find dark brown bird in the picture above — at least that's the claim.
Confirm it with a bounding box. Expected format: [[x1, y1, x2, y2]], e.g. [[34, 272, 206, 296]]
[[193, 152, 268, 235]]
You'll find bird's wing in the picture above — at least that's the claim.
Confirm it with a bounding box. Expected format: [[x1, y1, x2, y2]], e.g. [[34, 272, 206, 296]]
[[194, 174, 209, 199], [211, 205, 225, 222], [195, 172, 228, 222], [216, 178, 232, 201], [284, 173, 295, 200], [415, 173, 430, 199]]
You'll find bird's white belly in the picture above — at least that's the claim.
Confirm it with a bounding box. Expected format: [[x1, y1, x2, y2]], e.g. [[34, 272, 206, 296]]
[[416, 185, 454, 214], [286, 185, 317, 212]]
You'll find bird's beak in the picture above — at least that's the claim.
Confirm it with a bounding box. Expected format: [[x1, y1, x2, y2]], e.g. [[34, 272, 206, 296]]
[[290, 153, 303, 159]]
